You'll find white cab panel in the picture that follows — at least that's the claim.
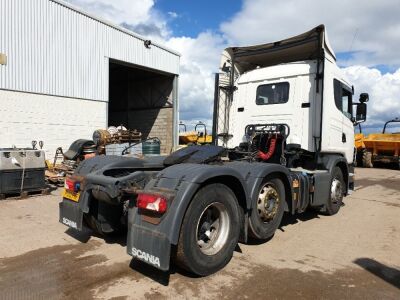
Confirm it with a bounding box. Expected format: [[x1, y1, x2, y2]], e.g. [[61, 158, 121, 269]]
[[227, 61, 318, 152]]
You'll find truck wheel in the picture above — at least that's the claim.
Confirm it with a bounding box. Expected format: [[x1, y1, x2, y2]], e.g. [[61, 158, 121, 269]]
[[355, 150, 363, 167], [175, 184, 240, 276], [83, 213, 109, 236], [248, 178, 285, 240], [362, 150, 373, 168], [83, 201, 124, 236], [324, 166, 345, 216]]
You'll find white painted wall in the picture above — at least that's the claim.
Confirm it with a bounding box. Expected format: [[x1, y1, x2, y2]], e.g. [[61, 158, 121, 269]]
[[0, 89, 106, 158]]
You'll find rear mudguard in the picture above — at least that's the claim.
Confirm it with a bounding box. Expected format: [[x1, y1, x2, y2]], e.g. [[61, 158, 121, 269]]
[[127, 162, 292, 271], [59, 155, 164, 231]]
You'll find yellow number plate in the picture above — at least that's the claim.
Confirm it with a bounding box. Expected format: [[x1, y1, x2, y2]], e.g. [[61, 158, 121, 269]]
[[62, 189, 80, 202]]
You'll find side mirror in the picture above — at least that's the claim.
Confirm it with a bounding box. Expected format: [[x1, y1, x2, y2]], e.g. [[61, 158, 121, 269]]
[[356, 103, 367, 122], [359, 93, 369, 103]]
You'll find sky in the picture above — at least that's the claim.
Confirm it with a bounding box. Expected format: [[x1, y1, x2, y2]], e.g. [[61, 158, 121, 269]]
[[66, 0, 400, 134]]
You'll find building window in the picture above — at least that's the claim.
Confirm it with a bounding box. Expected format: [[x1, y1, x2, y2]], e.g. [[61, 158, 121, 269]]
[[256, 82, 290, 105]]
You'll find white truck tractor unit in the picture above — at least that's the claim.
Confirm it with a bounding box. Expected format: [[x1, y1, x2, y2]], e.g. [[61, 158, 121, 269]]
[[59, 25, 369, 276]]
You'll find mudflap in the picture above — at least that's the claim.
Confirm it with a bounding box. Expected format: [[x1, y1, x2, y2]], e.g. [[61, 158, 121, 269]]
[[59, 199, 84, 231], [127, 223, 171, 271]]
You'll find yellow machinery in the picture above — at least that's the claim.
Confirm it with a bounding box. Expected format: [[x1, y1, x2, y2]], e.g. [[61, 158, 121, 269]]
[[361, 118, 400, 168], [354, 133, 365, 150], [179, 122, 213, 145], [354, 124, 368, 167]]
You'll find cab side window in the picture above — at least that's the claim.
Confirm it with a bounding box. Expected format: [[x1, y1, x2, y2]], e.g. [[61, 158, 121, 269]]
[[334, 79, 352, 119]]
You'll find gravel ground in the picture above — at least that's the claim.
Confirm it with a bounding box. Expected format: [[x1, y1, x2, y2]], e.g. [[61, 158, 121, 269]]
[[0, 167, 399, 299]]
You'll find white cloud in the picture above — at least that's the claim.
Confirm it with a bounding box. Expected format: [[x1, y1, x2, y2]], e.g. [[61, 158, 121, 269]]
[[66, 0, 170, 41], [167, 11, 178, 19], [343, 66, 400, 129], [165, 32, 227, 128], [67, 0, 154, 25], [220, 0, 400, 67]]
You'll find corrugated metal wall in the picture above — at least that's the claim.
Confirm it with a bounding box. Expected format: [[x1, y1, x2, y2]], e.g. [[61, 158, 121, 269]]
[[0, 0, 180, 102]]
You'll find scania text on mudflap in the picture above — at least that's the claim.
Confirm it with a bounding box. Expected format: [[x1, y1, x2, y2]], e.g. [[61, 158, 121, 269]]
[[59, 25, 369, 276]]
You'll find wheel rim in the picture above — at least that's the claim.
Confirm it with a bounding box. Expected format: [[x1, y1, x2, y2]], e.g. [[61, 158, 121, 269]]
[[196, 202, 230, 256], [330, 178, 343, 204], [257, 183, 280, 223]]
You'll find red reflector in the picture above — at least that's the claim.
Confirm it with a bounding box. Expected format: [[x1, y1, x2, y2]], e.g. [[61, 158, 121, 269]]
[[137, 193, 167, 213], [65, 179, 74, 191], [65, 177, 80, 193]]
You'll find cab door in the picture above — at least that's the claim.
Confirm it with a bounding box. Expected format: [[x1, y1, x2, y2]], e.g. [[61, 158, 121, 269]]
[[340, 85, 355, 162], [334, 79, 354, 162]]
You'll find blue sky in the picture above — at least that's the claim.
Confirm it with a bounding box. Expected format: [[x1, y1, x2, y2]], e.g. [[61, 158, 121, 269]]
[[156, 0, 242, 37], [67, 0, 400, 133]]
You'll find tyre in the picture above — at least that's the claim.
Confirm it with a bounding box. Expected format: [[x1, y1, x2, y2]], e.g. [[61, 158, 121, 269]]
[[84, 213, 109, 236], [83, 200, 125, 236], [175, 184, 240, 276], [323, 166, 345, 216], [362, 150, 373, 168], [248, 178, 285, 240], [355, 150, 363, 167]]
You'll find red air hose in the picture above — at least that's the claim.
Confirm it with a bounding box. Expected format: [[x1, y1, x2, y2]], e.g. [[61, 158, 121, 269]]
[[258, 137, 277, 161]]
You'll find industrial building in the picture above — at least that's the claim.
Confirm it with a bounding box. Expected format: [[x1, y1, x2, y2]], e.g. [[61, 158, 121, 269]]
[[0, 0, 180, 157]]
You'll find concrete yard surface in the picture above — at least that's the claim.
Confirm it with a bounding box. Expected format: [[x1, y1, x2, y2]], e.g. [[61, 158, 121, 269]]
[[0, 168, 399, 299]]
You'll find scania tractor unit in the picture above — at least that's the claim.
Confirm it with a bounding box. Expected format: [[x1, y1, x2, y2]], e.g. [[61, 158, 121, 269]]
[[59, 25, 369, 276]]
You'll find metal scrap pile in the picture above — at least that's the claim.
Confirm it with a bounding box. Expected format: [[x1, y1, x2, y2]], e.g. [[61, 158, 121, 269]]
[[46, 126, 142, 185], [93, 126, 142, 154]]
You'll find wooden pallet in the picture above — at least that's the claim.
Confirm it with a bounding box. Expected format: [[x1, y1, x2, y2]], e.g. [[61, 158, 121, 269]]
[[0, 187, 51, 200]]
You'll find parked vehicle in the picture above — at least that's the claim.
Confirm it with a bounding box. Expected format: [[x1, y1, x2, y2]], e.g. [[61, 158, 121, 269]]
[[354, 124, 368, 167], [362, 118, 400, 168], [179, 121, 213, 145], [59, 25, 369, 276]]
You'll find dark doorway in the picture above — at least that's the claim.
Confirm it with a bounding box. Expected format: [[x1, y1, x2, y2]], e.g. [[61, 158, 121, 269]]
[[108, 60, 175, 153]]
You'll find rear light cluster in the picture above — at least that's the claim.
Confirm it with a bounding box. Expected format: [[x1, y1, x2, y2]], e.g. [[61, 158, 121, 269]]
[[137, 193, 168, 214], [65, 177, 80, 193]]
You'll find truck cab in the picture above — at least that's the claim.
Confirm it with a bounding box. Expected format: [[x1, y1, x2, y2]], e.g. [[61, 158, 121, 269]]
[[215, 25, 361, 165], [226, 60, 355, 163]]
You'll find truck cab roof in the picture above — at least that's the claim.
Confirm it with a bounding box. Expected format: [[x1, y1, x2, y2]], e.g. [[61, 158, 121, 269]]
[[237, 59, 351, 88], [221, 24, 336, 76]]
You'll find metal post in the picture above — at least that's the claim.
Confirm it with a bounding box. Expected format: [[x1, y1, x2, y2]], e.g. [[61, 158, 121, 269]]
[[212, 73, 220, 145]]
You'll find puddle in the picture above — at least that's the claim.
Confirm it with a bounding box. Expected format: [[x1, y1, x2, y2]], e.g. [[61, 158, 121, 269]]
[[0, 240, 137, 299]]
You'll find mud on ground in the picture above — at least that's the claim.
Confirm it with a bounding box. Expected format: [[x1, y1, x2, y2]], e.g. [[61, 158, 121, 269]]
[[0, 167, 399, 299]]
